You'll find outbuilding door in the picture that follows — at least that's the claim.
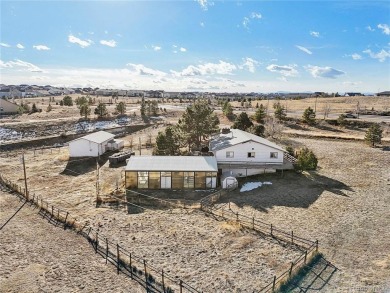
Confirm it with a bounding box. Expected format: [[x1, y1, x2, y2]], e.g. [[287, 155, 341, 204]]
[[160, 172, 172, 189]]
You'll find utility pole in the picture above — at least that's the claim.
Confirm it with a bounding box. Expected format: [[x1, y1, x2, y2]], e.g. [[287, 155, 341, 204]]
[[139, 137, 141, 155], [21, 153, 28, 200]]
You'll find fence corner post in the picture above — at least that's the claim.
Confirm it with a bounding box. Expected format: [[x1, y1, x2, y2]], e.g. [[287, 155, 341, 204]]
[[316, 239, 319, 252], [272, 275, 276, 292], [289, 262, 294, 277], [117, 243, 120, 274]]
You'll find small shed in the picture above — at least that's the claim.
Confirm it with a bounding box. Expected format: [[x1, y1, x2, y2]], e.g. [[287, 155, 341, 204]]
[[68, 131, 123, 157], [125, 156, 218, 189]]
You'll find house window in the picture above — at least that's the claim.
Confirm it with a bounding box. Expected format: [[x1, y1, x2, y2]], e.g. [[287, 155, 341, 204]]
[[247, 152, 255, 158], [270, 152, 278, 158], [137, 171, 149, 188], [226, 151, 234, 158]]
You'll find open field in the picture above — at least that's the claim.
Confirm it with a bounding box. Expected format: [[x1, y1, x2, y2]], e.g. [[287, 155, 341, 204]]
[[0, 190, 145, 293], [1, 135, 390, 291]]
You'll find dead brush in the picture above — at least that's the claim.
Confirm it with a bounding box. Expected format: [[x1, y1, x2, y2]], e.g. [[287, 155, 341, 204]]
[[233, 235, 256, 249], [220, 220, 242, 233]]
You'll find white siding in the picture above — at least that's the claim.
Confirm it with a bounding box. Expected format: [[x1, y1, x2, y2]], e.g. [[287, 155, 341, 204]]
[[69, 139, 100, 157], [215, 141, 284, 164]]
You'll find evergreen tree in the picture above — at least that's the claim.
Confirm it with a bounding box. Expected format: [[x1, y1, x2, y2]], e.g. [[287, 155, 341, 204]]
[[273, 102, 286, 120], [254, 104, 267, 123], [116, 101, 126, 115], [80, 103, 91, 119], [154, 126, 180, 155], [75, 96, 88, 106], [248, 124, 265, 137], [337, 114, 347, 127], [222, 101, 234, 118], [232, 112, 253, 131], [302, 107, 316, 125], [63, 95, 73, 106], [94, 102, 108, 118], [46, 103, 52, 112], [140, 96, 146, 116], [295, 148, 318, 171], [177, 100, 219, 150], [365, 123, 383, 147], [31, 103, 39, 113]]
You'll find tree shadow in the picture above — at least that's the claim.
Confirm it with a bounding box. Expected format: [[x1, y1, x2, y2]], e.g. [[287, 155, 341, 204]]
[[219, 171, 353, 213], [60, 155, 109, 176]]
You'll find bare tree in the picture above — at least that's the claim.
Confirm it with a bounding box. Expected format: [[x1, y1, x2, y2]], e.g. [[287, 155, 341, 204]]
[[264, 117, 284, 139], [322, 103, 331, 119]]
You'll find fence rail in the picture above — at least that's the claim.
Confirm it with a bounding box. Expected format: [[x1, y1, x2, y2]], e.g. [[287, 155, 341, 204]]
[[0, 173, 202, 293], [200, 193, 319, 292]]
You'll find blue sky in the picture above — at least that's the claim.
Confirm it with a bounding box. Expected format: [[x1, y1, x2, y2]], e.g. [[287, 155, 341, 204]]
[[0, 0, 389, 93]]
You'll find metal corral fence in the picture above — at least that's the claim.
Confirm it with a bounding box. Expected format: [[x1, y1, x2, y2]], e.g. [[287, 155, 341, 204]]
[[0, 173, 202, 293]]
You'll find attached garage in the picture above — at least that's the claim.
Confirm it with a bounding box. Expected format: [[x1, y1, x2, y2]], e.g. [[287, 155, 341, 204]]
[[125, 156, 218, 190]]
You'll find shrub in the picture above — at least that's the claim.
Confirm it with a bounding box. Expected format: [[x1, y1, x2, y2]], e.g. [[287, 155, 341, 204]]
[[364, 123, 383, 147], [295, 147, 318, 171]]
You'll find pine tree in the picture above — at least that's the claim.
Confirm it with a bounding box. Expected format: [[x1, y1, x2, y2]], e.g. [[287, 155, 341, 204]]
[[222, 101, 234, 118], [295, 148, 318, 171], [94, 102, 108, 118], [46, 103, 52, 112], [365, 123, 383, 147], [116, 101, 126, 115], [232, 112, 253, 131], [302, 107, 316, 125], [254, 104, 266, 123], [80, 103, 91, 119], [273, 102, 286, 120], [140, 97, 146, 116], [154, 126, 180, 155]]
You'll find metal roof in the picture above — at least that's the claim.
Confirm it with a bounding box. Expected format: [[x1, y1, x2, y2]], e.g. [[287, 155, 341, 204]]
[[125, 156, 218, 172], [72, 131, 115, 144], [209, 129, 285, 152]]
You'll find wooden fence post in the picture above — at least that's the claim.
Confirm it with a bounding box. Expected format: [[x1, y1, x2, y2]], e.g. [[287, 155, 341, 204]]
[[272, 276, 276, 292], [316, 240, 319, 252], [129, 253, 133, 279], [228, 202, 231, 210], [236, 212, 239, 222], [304, 250, 307, 264], [106, 238, 109, 264], [252, 217, 255, 229], [162, 269, 165, 293], [143, 259, 148, 285], [180, 280, 183, 293], [51, 206, 54, 218], [289, 262, 294, 277], [270, 224, 273, 236], [117, 244, 120, 274], [95, 232, 98, 253], [291, 231, 294, 244], [64, 212, 69, 229]]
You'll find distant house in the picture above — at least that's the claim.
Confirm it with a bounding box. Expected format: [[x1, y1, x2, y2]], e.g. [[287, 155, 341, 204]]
[[209, 129, 294, 178], [377, 91, 390, 97], [344, 92, 363, 97], [125, 156, 218, 189], [0, 99, 19, 115], [68, 131, 123, 157]]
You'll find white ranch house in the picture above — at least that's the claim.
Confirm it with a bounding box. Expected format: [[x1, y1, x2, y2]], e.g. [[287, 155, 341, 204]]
[[209, 129, 294, 179], [68, 131, 124, 157]]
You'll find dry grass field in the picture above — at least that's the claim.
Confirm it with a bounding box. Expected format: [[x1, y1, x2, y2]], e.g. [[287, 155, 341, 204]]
[[1, 95, 390, 292]]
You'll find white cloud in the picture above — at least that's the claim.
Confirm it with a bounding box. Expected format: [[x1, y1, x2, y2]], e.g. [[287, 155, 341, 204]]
[[242, 12, 262, 29], [378, 24, 390, 35], [180, 47, 187, 52], [366, 25, 375, 32], [363, 49, 390, 62], [126, 63, 166, 76], [152, 45, 161, 51], [295, 45, 312, 55], [251, 12, 262, 19], [68, 35, 93, 48], [196, 0, 213, 11], [33, 45, 50, 51], [171, 61, 237, 76], [266, 64, 298, 77], [343, 81, 362, 86], [0, 43, 11, 48], [0, 59, 44, 72], [239, 57, 259, 73], [305, 65, 345, 79], [200, 22, 205, 27], [100, 40, 117, 47], [351, 53, 362, 60], [16, 44, 25, 49], [310, 31, 320, 38]]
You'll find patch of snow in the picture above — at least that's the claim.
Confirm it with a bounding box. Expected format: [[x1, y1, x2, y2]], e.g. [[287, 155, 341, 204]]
[[240, 181, 272, 192]]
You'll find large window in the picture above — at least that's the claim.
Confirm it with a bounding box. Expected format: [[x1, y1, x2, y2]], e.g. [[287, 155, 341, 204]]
[[183, 171, 195, 188], [270, 152, 278, 158], [137, 171, 148, 188], [247, 152, 255, 158], [226, 151, 234, 158]]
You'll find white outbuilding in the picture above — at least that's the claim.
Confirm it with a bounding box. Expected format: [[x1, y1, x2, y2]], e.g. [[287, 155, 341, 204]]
[[68, 131, 123, 157]]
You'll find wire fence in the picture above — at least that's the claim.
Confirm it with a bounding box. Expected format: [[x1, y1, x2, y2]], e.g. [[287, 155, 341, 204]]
[[0, 173, 202, 293]]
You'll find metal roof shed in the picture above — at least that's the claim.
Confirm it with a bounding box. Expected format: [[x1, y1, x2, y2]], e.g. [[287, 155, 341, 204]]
[[68, 131, 117, 157]]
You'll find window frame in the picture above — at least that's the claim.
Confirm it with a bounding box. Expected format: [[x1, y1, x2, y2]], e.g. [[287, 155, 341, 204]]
[[270, 152, 278, 159], [247, 152, 255, 158], [226, 151, 234, 158]]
